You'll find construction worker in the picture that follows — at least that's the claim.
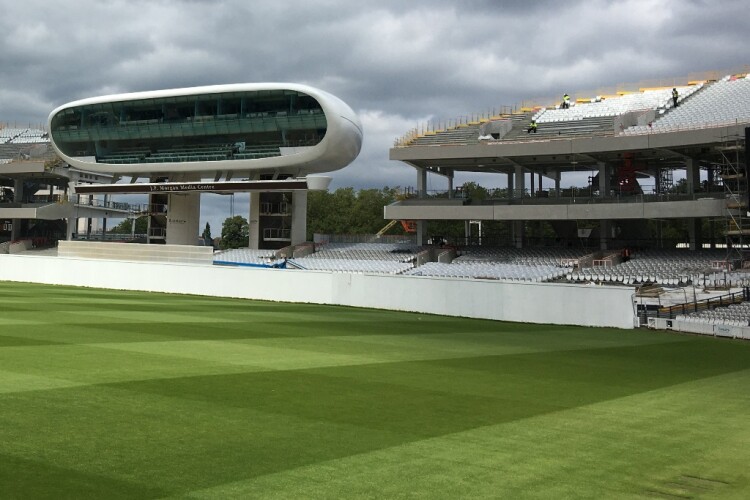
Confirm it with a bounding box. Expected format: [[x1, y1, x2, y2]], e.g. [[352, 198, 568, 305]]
[[562, 93, 571, 109], [672, 88, 679, 108], [527, 119, 538, 134]]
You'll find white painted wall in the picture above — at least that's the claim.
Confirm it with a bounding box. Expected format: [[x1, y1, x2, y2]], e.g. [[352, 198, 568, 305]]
[[0, 254, 636, 329]]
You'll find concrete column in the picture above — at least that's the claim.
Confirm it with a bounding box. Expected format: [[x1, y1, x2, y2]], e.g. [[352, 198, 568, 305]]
[[688, 218, 702, 250], [685, 158, 699, 194], [11, 179, 23, 240], [507, 172, 514, 197], [248, 192, 260, 249], [291, 190, 308, 245], [514, 165, 525, 198], [530, 171, 535, 196], [447, 170, 454, 199], [555, 173, 561, 196], [513, 221, 525, 248], [538, 173, 543, 195], [101, 194, 108, 237], [598, 162, 610, 197], [166, 192, 201, 245], [600, 219, 611, 250], [66, 218, 75, 241], [416, 168, 427, 246]]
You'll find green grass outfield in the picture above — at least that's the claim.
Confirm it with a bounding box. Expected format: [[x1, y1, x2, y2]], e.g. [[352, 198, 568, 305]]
[[1, 281, 749, 499]]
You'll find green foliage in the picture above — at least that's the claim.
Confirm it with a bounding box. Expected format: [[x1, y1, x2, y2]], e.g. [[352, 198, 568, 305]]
[[220, 215, 249, 249], [307, 187, 400, 239], [201, 222, 212, 241], [109, 216, 148, 234], [458, 181, 489, 201]]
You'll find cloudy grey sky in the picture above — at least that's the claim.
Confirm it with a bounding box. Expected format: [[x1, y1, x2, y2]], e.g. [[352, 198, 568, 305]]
[[1, 0, 748, 230]]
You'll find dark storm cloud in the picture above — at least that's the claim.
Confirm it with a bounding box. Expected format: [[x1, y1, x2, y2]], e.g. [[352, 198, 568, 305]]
[[0, 0, 747, 228]]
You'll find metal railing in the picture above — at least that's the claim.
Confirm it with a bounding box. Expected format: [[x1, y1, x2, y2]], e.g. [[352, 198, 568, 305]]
[[656, 287, 750, 319]]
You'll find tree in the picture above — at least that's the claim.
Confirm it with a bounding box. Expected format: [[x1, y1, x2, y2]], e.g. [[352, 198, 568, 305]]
[[306, 187, 401, 239], [109, 216, 148, 234], [220, 215, 249, 249], [201, 222, 212, 241]]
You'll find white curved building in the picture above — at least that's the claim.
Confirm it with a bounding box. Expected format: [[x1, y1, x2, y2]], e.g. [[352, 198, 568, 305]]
[[48, 83, 363, 177], [46, 84, 363, 247]]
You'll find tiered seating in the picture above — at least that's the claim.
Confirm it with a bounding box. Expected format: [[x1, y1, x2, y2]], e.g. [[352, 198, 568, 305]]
[[233, 144, 281, 160], [144, 144, 232, 163], [404, 261, 566, 282], [622, 75, 750, 134], [98, 149, 151, 164], [213, 248, 277, 265], [96, 143, 283, 163], [289, 242, 422, 274], [408, 124, 482, 146], [455, 246, 592, 266], [10, 128, 48, 144], [506, 116, 616, 140], [569, 249, 727, 285], [312, 242, 421, 263], [676, 302, 750, 327], [292, 257, 414, 274], [534, 85, 699, 123]]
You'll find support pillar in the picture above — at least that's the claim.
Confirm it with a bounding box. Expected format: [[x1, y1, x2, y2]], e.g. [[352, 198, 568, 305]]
[[507, 172, 514, 197], [291, 190, 307, 245], [248, 192, 260, 249], [447, 170, 454, 199], [415, 168, 427, 246], [11, 179, 23, 241], [514, 165, 525, 198], [688, 217, 702, 251], [598, 161, 611, 197], [166, 192, 201, 245], [513, 221, 525, 248], [600, 219, 611, 250], [686, 158, 699, 194]]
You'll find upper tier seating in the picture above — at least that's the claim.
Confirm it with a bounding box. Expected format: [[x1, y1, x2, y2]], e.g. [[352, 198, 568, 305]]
[[408, 124, 482, 146], [622, 75, 750, 135], [97, 143, 282, 164], [1, 128, 49, 144], [533, 84, 699, 123]]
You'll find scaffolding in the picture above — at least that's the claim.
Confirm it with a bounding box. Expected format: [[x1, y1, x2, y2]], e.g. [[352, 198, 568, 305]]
[[719, 131, 748, 266]]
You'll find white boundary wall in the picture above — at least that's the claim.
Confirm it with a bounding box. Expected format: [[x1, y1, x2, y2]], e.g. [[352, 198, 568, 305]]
[[0, 254, 636, 329], [649, 317, 750, 340]]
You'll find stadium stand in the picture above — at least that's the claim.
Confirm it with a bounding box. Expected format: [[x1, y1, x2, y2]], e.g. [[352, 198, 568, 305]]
[[622, 74, 750, 135], [213, 248, 278, 265], [0, 127, 48, 144], [676, 302, 750, 327], [287, 242, 422, 274], [291, 257, 414, 274], [533, 85, 700, 123], [568, 249, 737, 286], [404, 261, 567, 282]]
